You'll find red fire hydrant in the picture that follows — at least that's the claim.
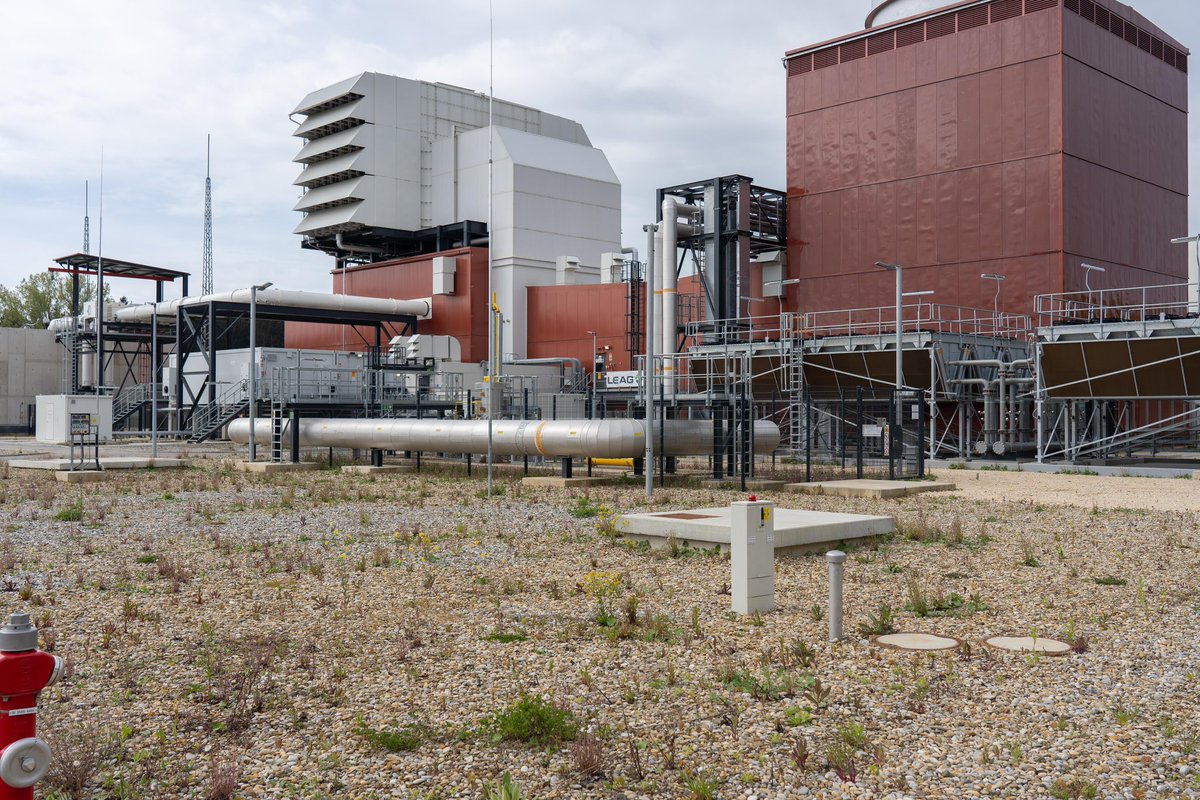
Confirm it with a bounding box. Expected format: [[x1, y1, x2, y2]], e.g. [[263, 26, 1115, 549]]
[[0, 613, 63, 798]]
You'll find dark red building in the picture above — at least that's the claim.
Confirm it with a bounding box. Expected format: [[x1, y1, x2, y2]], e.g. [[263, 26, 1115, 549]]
[[783, 0, 1189, 317]]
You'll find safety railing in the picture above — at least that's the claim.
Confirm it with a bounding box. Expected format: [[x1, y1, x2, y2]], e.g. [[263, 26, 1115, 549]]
[[801, 303, 1030, 340], [189, 379, 248, 437], [1035, 281, 1199, 331]]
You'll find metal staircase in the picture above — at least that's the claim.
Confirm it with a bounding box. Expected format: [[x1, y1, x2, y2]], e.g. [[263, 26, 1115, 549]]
[[189, 379, 249, 443], [112, 383, 155, 426]]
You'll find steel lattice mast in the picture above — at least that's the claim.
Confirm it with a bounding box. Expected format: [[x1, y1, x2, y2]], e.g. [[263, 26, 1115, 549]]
[[202, 134, 213, 296]]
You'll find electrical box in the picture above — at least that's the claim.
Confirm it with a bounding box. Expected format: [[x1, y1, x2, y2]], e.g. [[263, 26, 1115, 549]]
[[730, 500, 776, 614], [35, 395, 113, 445]]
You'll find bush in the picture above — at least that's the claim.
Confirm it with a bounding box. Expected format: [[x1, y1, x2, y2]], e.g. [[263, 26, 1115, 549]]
[[354, 719, 426, 752], [488, 694, 577, 746], [53, 500, 83, 522]]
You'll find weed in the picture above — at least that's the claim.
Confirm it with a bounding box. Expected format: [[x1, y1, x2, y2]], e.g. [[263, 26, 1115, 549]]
[[204, 756, 239, 800], [487, 694, 577, 746], [1049, 778, 1099, 799], [1018, 539, 1040, 567], [826, 740, 859, 782], [784, 705, 813, 727], [809, 604, 824, 622], [569, 732, 605, 777], [1112, 707, 1138, 725], [483, 631, 528, 644], [54, 500, 84, 522], [354, 718, 426, 752], [681, 770, 717, 800], [482, 772, 524, 800], [802, 677, 831, 710], [1093, 576, 1127, 586], [838, 721, 868, 749], [43, 719, 115, 799], [857, 605, 896, 637], [569, 496, 599, 518], [790, 734, 811, 770]]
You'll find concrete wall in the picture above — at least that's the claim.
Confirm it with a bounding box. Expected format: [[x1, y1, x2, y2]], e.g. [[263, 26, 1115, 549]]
[[0, 328, 62, 433]]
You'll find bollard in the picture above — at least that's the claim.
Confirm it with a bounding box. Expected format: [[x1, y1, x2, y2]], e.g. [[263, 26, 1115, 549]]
[[0, 613, 63, 799], [730, 499, 775, 614], [826, 550, 847, 642]]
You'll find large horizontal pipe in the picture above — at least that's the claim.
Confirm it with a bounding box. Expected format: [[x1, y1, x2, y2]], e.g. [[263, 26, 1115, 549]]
[[114, 288, 431, 324], [227, 417, 781, 459]]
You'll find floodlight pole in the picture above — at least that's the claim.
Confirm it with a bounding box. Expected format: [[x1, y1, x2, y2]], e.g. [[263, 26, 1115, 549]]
[[875, 262, 903, 390], [247, 281, 272, 463]]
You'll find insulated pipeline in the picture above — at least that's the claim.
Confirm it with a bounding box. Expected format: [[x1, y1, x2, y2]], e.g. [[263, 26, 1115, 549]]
[[227, 418, 781, 459]]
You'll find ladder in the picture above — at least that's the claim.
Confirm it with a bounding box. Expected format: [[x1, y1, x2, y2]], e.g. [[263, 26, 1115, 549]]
[[270, 399, 285, 462]]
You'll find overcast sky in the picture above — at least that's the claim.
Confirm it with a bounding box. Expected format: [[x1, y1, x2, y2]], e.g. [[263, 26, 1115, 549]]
[[0, 0, 1194, 303]]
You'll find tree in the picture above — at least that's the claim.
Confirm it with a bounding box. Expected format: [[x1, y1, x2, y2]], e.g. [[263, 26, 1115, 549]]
[[0, 273, 106, 328]]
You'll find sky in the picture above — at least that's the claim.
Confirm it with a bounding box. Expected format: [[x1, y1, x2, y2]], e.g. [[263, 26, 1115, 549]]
[[0, 0, 1195, 304]]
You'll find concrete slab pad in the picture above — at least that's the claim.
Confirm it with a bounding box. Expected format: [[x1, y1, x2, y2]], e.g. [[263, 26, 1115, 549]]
[[11, 457, 188, 472], [872, 632, 960, 651], [340, 465, 413, 475], [54, 470, 108, 484], [616, 506, 894, 554], [785, 479, 956, 498], [521, 476, 616, 488], [237, 461, 319, 473], [983, 635, 1073, 656]]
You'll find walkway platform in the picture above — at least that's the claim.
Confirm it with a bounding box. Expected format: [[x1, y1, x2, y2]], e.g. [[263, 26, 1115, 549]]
[[616, 506, 894, 554], [786, 479, 956, 498]]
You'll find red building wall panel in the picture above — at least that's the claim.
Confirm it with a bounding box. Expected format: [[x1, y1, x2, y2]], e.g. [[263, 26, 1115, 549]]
[[285, 247, 490, 362], [525, 284, 634, 372], [785, 0, 1187, 319]]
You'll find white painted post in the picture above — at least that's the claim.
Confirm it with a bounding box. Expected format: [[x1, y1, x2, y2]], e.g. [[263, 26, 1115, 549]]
[[826, 550, 846, 641], [730, 500, 775, 615]]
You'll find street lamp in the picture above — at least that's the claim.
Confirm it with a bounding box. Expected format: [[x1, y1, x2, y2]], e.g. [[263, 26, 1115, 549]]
[[1170, 235, 1200, 315], [875, 262, 904, 389], [980, 273, 1005, 329], [586, 330, 598, 419], [247, 281, 273, 463]]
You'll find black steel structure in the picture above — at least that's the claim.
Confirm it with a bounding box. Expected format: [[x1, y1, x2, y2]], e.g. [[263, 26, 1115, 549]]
[[300, 220, 488, 265]]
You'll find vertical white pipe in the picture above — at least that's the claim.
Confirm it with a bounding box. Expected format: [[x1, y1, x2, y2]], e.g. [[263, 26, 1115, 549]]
[[644, 224, 656, 500], [827, 550, 846, 641], [661, 198, 678, 399]]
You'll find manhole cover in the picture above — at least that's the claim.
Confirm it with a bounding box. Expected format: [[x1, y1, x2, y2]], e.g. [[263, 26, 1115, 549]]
[[982, 636, 1073, 655], [653, 512, 719, 520], [871, 632, 961, 651]]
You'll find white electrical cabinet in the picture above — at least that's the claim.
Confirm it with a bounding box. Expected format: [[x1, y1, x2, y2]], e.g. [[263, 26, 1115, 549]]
[[35, 395, 113, 445]]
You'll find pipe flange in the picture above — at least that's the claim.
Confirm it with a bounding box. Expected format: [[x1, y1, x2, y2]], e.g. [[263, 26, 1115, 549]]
[[0, 737, 51, 788]]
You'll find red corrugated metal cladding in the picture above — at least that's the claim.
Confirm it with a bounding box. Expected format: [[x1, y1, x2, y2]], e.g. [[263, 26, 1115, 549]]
[[285, 247, 489, 361], [784, 0, 1188, 318]]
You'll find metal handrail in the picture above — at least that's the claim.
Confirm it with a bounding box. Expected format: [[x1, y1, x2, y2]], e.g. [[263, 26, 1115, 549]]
[[191, 379, 248, 433], [1035, 281, 1198, 331], [801, 302, 1030, 339]]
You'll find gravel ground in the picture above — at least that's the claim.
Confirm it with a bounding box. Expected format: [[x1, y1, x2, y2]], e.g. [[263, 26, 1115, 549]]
[[0, 457, 1196, 800]]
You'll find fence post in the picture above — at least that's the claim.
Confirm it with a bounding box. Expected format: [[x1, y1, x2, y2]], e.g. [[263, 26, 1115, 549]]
[[855, 387, 864, 480]]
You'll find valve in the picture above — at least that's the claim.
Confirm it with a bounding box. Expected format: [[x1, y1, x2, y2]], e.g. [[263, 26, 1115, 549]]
[[0, 613, 63, 799]]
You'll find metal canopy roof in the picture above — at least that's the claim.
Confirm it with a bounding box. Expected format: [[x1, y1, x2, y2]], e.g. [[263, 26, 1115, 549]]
[[51, 253, 190, 282]]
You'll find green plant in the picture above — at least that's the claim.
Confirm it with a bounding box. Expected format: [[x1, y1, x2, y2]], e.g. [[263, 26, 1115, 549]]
[[809, 604, 824, 622], [857, 605, 896, 637], [483, 631, 528, 644], [905, 576, 929, 617], [569, 496, 599, 518], [54, 500, 84, 522], [682, 770, 717, 800], [488, 694, 577, 746], [838, 721, 868, 749], [1018, 539, 1040, 567], [582, 570, 621, 627], [354, 719, 426, 752], [826, 740, 858, 782], [1093, 575, 1126, 586], [1049, 778, 1099, 799], [482, 772, 524, 800], [784, 705, 813, 727], [1112, 706, 1138, 725], [802, 677, 831, 710]]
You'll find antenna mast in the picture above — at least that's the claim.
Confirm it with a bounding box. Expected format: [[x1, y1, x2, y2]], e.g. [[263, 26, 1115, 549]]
[[202, 134, 213, 296], [83, 181, 90, 254]]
